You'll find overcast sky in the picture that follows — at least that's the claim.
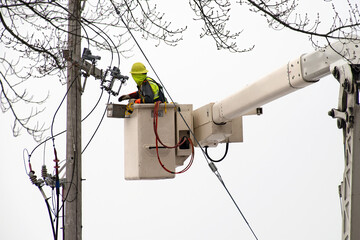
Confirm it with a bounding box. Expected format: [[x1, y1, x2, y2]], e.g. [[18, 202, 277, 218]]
[[0, 1, 349, 240]]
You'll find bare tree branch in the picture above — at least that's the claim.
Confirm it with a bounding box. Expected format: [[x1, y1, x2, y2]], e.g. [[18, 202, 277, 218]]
[[190, 0, 254, 52], [1, 0, 359, 141], [240, 0, 360, 44], [0, 69, 48, 142]]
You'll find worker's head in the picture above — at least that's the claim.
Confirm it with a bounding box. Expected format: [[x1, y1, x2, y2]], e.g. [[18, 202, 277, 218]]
[[130, 62, 148, 86]]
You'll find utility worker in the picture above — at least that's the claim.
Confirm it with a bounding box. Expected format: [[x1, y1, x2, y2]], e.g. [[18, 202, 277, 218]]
[[118, 62, 166, 103]]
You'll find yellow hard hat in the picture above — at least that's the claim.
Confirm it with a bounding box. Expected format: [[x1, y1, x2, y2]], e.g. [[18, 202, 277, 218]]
[[130, 62, 148, 74]]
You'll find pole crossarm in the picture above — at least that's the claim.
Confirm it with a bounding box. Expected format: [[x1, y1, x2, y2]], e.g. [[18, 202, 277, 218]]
[[63, 49, 104, 80]]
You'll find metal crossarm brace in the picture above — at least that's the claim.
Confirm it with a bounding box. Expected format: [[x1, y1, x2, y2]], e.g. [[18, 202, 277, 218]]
[[81, 60, 103, 80], [63, 49, 104, 80]]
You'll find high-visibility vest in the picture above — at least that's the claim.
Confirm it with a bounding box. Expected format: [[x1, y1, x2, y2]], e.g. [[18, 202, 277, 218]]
[[148, 78, 160, 100], [138, 77, 166, 103]]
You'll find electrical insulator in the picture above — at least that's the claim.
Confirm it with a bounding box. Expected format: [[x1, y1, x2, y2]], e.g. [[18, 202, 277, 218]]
[[29, 171, 38, 185], [41, 165, 48, 179]]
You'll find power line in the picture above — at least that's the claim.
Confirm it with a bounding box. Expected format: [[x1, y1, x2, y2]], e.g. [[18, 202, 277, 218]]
[[110, 2, 259, 239], [28, 84, 105, 161], [210, 164, 259, 240], [82, 92, 111, 154], [26, 57, 108, 240], [50, 74, 78, 148]]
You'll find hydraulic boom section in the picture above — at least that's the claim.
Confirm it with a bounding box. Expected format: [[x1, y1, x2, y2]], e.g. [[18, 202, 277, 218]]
[[211, 40, 360, 124]]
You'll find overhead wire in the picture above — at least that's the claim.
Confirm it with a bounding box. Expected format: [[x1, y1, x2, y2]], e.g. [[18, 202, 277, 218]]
[[28, 16, 116, 165], [44, 195, 56, 240], [80, 17, 119, 67], [27, 42, 107, 240], [46, 72, 81, 240], [23, 1, 258, 239], [28, 86, 105, 160], [111, 0, 197, 174], [50, 17, 120, 235], [23, 148, 30, 175], [82, 92, 111, 154], [215, 171, 259, 240], [109, 2, 259, 239], [43, 137, 50, 165], [50, 73, 78, 148], [111, 0, 214, 165], [109, 2, 214, 165], [49, 1, 91, 51], [22, 2, 123, 239], [52, 0, 119, 66], [43, 12, 130, 236]]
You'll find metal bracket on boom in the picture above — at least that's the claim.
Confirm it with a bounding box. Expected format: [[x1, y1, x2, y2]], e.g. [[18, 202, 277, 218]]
[[193, 103, 262, 147], [329, 64, 358, 129], [328, 108, 354, 129]]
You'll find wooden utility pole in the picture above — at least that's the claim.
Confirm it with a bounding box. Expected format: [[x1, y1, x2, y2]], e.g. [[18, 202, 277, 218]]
[[65, 0, 82, 239]]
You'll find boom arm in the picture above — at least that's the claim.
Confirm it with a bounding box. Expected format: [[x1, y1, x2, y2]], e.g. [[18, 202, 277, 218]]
[[212, 41, 360, 124], [192, 40, 360, 240]]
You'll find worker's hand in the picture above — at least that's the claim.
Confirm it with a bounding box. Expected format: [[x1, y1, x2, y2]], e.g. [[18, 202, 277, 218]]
[[118, 94, 130, 102]]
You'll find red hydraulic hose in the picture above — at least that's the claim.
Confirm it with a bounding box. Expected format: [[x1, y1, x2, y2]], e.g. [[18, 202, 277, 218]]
[[153, 101, 194, 174]]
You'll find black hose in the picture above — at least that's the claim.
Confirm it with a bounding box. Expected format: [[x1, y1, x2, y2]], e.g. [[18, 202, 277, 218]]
[[204, 142, 229, 162]]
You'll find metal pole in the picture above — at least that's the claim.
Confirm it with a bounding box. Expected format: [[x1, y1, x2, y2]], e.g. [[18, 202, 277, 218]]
[[65, 0, 82, 239], [341, 65, 360, 240], [329, 64, 360, 240], [341, 103, 360, 240]]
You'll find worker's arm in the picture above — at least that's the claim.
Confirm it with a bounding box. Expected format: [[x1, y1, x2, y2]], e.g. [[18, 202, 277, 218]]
[[128, 91, 139, 99], [118, 91, 139, 102]]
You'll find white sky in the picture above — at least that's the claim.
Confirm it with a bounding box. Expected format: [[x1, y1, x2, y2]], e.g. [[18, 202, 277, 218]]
[[0, 1, 349, 240]]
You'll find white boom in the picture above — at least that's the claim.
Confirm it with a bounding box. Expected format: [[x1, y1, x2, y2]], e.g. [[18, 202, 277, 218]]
[[108, 39, 360, 240], [202, 40, 360, 240], [212, 41, 360, 124]]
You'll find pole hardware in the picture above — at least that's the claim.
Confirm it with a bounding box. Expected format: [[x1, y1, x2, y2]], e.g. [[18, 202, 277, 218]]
[[64, 48, 129, 96], [81, 48, 101, 63], [80, 48, 101, 93], [107, 66, 129, 96], [100, 66, 129, 96]]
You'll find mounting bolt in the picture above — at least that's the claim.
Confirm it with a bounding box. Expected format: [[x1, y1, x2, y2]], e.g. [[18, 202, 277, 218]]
[[342, 79, 353, 93], [332, 67, 340, 81], [337, 119, 345, 129]]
